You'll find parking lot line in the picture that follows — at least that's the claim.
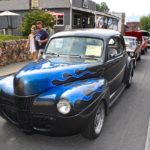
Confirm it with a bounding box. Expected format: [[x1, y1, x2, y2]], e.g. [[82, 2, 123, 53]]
[[145, 119, 150, 150]]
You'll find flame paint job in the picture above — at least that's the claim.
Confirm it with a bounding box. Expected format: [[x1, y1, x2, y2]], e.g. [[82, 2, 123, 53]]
[[34, 78, 106, 105], [13, 58, 99, 96]]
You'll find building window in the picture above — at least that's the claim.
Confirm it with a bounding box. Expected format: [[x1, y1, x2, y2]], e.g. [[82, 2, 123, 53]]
[[83, 0, 89, 8], [31, 0, 39, 9], [55, 15, 64, 26], [74, 14, 82, 27]]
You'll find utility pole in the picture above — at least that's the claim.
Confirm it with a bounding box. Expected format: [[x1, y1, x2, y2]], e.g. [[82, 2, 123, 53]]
[[29, 0, 32, 10], [70, 0, 72, 30]]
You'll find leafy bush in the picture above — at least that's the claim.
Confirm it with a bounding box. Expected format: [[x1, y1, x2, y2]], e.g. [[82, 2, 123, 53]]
[[20, 10, 55, 36], [0, 35, 26, 48]]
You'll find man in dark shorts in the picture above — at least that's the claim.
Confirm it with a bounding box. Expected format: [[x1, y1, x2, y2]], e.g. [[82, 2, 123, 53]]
[[35, 21, 49, 58]]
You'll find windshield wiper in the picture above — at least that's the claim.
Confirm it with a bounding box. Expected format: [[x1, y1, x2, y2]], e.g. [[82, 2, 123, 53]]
[[85, 55, 100, 58], [82, 55, 101, 60], [46, 52, 59, 56], [68, 54, 82, 58]]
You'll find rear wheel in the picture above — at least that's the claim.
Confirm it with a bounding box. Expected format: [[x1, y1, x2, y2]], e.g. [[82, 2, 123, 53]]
[[82, 101, 105, 139]]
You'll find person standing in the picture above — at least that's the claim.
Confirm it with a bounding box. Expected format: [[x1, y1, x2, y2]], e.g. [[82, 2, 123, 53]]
[[26, 28, 37, 60], [35, 21, 49, 58]]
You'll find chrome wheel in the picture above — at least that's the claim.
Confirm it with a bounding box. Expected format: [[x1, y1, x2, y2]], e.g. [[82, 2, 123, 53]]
[[94, 104, 105, 134], [129, 69, 133, 84], [82, 102, 105, 139], [134, 60, 137, 68], [127, 69, 133, 87]]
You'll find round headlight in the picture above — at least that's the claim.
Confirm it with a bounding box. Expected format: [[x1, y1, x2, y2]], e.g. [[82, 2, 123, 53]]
[[57, 99, 71, 115]]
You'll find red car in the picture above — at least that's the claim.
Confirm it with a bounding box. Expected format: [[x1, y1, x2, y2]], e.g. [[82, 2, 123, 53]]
[[124, 36, 141, 68], [141, 36, 148, 54], [124, 31, 149, 54]]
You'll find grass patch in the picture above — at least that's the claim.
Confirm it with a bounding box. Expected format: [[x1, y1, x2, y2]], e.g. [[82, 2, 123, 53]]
[[0, 35, 27, 41]]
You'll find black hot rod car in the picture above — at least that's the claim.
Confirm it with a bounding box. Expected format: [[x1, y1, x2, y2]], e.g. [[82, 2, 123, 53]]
[[0, 29, 133, 139]]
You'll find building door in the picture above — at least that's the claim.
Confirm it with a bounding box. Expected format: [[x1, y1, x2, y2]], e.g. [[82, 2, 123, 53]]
[[82, 16, 88, 28]]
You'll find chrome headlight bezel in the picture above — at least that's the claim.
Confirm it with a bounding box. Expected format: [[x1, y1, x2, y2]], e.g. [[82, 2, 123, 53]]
[[129, 52, 135, 57], [57, 99, 71, 115]]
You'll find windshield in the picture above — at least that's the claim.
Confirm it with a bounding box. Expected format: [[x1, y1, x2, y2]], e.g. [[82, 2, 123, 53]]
[[124, 38, 136, 49], [46, 37, 103, 57]]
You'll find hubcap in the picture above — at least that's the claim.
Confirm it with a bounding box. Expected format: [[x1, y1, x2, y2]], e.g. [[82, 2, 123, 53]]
[[129, 70, 132, 84], [134, 60, 137, 67], [94, 104, 105, 134]]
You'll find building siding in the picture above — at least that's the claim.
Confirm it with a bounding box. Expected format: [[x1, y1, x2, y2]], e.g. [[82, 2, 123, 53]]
[[111, 12, 125, 34], [39, 0, 71, 9], [0, 0, 30, 11], [0, 0, 96, 11], [72, 0, 96, 11], [0, 0, 71, 11]]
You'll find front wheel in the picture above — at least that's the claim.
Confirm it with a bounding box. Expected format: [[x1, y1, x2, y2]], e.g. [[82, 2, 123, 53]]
[[126, 68, 133, 88], [133, 59, 137, 69], [82, 101, 105, 139]]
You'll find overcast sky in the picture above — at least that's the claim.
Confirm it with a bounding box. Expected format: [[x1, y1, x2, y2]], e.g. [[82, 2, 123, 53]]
[[93, 0, 150, 21]]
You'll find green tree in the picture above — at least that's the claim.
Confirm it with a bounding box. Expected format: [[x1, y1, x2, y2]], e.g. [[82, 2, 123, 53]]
[[96, 2, 110, 13], [20, 10, 55, 36], [140, 15, 150, 31]]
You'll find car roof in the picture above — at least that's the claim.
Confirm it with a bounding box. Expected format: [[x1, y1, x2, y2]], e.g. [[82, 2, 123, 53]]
[[51, 29, 121, 39], [124, 36, 137, 39]]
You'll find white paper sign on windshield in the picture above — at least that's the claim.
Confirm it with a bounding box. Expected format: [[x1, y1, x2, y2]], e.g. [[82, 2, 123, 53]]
[[85, 45, 102, 57]]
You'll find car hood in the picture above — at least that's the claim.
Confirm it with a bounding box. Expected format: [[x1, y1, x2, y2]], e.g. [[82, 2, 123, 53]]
[[13, 57, 103, 96]]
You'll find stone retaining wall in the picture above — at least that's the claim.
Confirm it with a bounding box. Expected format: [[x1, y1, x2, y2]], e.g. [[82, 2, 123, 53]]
[[0, 39, 30, 66]]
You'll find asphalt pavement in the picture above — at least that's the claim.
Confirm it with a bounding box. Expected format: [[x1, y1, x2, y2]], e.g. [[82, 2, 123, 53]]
[[0, 61, 31, 76], [0, 51, 150, 150]]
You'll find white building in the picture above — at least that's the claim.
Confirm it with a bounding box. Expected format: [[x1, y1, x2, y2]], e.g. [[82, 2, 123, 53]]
[[111, 12, 125, 34]]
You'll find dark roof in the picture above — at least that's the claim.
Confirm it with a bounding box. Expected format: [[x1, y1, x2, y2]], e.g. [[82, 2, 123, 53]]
[[51, 29, 120, 39]]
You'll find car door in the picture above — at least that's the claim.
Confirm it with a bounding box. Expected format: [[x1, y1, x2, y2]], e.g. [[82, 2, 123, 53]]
[[103, 35, 126, 95]]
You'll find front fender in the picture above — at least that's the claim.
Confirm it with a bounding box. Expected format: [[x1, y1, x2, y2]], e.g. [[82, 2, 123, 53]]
[[33, 78, 109, 116], [0, 75, 14, 96]]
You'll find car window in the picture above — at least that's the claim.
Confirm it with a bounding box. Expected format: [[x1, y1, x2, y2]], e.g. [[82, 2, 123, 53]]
[[107, 36, 124, 59], [46, 37, 104, 57], [108, 37, 119, 59], [119, 36, 125, 50], [124, 38, 136, 49]]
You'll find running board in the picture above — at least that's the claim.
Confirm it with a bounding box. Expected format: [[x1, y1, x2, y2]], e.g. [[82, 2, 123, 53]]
[[109, 83, 126, 107]]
